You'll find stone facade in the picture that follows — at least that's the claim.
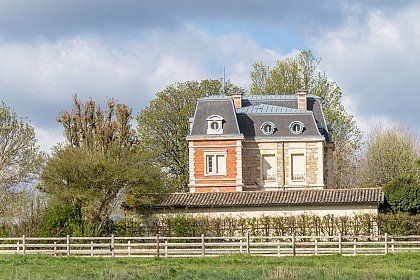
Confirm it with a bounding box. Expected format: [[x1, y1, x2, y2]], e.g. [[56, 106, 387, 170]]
[[240, 139, 326, 191]]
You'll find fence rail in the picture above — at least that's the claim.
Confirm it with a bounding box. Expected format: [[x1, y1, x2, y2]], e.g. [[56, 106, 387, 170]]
[[1, 233, 419, 257]]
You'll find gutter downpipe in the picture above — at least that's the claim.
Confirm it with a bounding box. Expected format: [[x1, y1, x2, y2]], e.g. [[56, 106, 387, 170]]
[[282, 141, 286, 191]]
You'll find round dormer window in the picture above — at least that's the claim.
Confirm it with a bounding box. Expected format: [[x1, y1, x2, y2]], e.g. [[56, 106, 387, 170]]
[[210, 121, 220, 131], [207, 115, 224, 134], [260, 121, 276, 135], [289, 121, 305, 134]]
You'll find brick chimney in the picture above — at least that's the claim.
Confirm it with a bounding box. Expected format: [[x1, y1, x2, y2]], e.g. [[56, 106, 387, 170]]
[[232, 92, 243, 109], [296, 90, 307, 111]]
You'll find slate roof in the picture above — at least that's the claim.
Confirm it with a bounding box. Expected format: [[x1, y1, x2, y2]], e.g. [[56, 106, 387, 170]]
[[236, 104, 307, 115], [190, 94, 332, 142], [157, 189, 384, 208], [190, 98, 241, 136]]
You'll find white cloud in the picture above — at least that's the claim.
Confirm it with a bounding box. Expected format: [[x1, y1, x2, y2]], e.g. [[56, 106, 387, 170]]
[[311, 3, 420, 134], [1, 24, 285, 152], [34, 125, 64, 154]]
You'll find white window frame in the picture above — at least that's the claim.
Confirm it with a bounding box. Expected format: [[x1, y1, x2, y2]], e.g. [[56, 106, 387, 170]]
[[206, 115, 224, 134], [289, 121, 305, 134], [290, 153, 306, 183], [260, 121, 276, 135], [261, 153, 277, 182], [204, 151, 227, 176]]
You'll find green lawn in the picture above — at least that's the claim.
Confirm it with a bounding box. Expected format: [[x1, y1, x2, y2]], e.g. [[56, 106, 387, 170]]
[[1, 252, 419, 280]]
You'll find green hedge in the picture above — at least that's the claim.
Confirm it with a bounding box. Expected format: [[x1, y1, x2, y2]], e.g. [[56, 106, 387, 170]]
[[114, 213, 420, 237]]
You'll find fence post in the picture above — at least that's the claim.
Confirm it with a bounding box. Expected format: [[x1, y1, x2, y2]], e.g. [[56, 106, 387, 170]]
[[292, 234, 296, 256], [111, 234, 115, 257], [391, 238, 395, 254], [353, 239, 357, 255], [246, 232, 250, 254], [54, 241, 57, 257], [338, 233, 342, 255], [277, 238, 281, 256], [90, 240, 94, 257], [156, 234, 160, 257], [201, 234, 205, 257], [22, 235, 26, 255], [384, 233, 388, 254], [16, 241, 20, 254], [66, 235, 70, 256], [164, 240, 168, 258], [239, 240, 243, 253], [314, 239, 318, 255], [128, 241, 131, 257]]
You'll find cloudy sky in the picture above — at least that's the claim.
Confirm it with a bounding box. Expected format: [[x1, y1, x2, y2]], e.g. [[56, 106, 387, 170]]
[[1, 0, 419, 152]]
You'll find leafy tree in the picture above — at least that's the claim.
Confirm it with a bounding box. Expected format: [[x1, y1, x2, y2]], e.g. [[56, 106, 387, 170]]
[[137, 79, 241, 192], [383, 176, 420, 214], [40, 96, 163, 236], [249, 50, 362, 188], [0, 102, 44, 192], [39, 202, 84, 237], [0, 102, 45, 234], [360, 122, 419, 187]]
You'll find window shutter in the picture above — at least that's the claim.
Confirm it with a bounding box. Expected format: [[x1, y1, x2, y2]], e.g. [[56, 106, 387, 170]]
[[217, 155, 226, 174], [262, 154, 276, 181], [291, 154, 305, 181]]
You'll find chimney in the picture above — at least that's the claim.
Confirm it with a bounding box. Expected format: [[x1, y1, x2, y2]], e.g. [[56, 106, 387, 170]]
[[231, 92, 243, 109], [296, 90, 307, 111]]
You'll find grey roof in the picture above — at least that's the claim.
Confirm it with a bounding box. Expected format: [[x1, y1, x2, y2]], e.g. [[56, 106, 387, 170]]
[[237, 114, 321, 138], [245, 94, 307, 100], [190, 98, 240, 136], [158, 189, 384, 208], [198, 95, 231, 100], [236, 104, 307, 115], [190, 94, 332, 142]]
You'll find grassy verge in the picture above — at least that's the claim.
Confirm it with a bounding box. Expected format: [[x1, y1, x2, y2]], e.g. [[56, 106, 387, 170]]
[[1, 252, 419, 280]]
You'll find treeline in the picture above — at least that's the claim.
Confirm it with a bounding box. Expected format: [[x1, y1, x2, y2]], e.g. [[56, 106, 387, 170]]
[[0, 51, 419, 237]]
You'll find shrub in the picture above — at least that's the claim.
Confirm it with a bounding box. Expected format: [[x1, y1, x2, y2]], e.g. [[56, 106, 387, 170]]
[[383, 176, 420, 214], [377, 213, 420, 235]]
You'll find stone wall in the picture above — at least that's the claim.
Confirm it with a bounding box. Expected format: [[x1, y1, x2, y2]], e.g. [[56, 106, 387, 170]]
[[242, 140, 325, 190]]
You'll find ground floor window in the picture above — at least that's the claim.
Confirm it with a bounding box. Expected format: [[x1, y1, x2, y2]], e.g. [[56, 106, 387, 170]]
[[205, 152, 226, 175], [291, 154, 305, 181], [262, 154, 276, 181]]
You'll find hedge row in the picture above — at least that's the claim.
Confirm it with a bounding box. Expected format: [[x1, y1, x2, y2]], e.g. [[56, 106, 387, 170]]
[[113, 213, 420, 237]]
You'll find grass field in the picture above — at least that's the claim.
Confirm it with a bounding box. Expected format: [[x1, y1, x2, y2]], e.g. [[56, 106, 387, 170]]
[[1, 252, 419, 280]]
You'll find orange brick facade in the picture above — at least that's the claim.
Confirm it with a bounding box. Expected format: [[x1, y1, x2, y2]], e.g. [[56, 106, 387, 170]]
[[190, 139, 240, 193]]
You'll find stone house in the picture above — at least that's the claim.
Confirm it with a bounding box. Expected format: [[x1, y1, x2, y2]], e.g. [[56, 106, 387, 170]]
[[158, 92, 383, 217]]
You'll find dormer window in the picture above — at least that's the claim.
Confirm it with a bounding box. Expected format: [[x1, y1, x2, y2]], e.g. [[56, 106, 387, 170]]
[[289, 121, 305, 134], [207, 115, 224, 134], [260, 121, 276, 135]]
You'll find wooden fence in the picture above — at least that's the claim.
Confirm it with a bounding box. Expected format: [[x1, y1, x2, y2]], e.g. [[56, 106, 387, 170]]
[[0, 233, 419, 257]]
